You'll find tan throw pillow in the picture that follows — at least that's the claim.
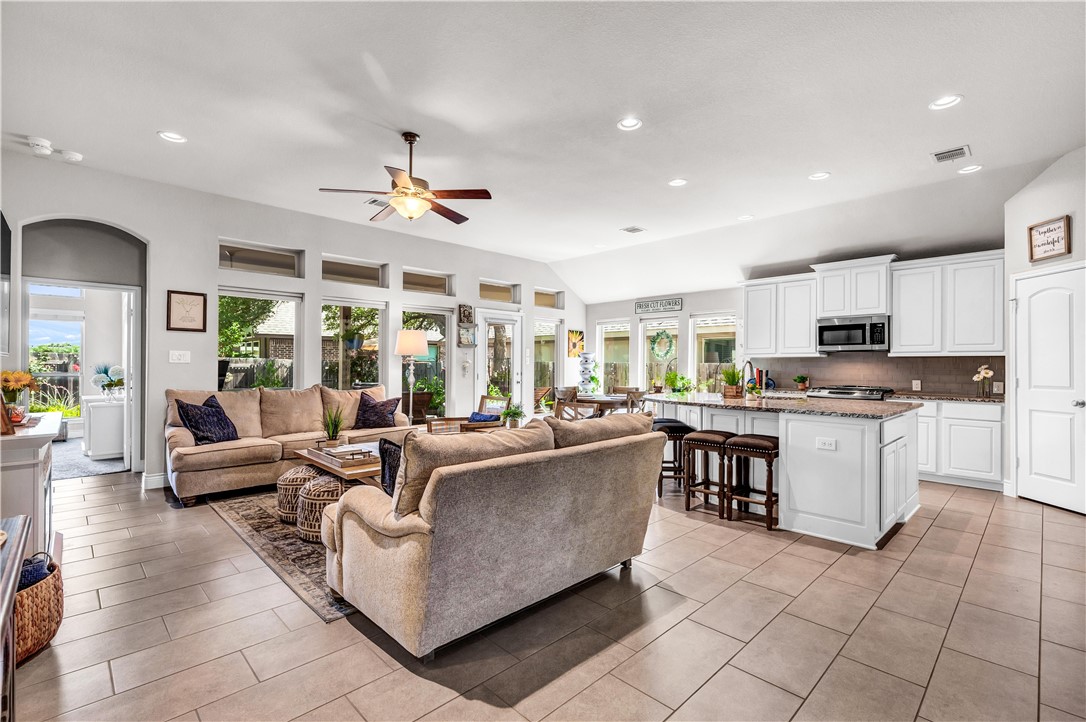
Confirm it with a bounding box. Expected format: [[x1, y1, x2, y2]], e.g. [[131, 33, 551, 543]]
[[544, 412, 654, 449], [166, 388, 262, 438], [361, 385, 386, 401], [320, 387, 361, 429], [392, 418, 555, 516], [259, 384, 324, 437]]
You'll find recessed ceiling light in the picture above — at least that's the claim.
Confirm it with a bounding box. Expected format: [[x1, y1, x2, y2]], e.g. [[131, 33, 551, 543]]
[[616, 117, 642, 131], [957, 164, 983, 174], [808, 172, 831, 181], [668, 178, 687, 187], [737, 215, 755, 221], [928, 94, 963, 111], [157, 130, 187, 143], [60, 150, 83, 163]]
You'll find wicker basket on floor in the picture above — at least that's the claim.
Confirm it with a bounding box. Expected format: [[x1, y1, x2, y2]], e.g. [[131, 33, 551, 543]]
[[276, 464, 322, 523], [15, 561, 64, 665]]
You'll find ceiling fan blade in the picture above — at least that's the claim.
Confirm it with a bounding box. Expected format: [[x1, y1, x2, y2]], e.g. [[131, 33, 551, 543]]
[[319, 188, 392, 195], [429, 189, 492, 200], [369, 205, 396, 222], [385, 166, 413, 189], [427, 200, 468, 224]]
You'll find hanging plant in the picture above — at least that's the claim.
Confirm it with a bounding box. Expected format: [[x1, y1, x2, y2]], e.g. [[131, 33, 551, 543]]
[[649, 330, 674, 360]]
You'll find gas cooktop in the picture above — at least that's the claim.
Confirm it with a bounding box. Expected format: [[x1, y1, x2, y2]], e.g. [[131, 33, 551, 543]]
[[805, 385, 896, 401]]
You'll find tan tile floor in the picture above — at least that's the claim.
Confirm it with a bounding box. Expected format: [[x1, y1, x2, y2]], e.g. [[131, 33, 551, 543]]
[[16, 473, 1086, 721]]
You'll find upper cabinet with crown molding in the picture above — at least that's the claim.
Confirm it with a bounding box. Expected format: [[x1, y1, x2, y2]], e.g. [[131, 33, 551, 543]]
[[811, 255, 896, 318], [741, 273, 819, 358], [890, 250, 1004, 356]]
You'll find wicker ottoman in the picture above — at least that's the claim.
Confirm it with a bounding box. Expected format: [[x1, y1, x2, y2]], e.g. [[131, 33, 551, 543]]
[[296, 476, 346, 543], [276, 464, 322, 523]]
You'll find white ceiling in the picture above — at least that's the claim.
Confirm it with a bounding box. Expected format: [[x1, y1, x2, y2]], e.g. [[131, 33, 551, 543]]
[[2, 2, 1084, 303]]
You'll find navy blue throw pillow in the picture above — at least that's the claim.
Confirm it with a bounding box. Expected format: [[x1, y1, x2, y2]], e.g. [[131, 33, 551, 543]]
[[355, 393, 400, 429], [175, 396, 239, 445], [378, 438, 401, 497], [468, 412, 501, 423]]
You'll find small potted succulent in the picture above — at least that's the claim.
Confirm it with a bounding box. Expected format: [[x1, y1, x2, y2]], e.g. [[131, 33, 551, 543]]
[[319, 406, 344, 448], [500, 403, 526, 429], [721, 364, 743, 398], [793, 374, 809, 391]]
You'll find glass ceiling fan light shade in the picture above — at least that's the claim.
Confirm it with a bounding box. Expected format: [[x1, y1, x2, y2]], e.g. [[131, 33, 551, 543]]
[[394, 329, 429, 357], [388, 195, 432, 220]]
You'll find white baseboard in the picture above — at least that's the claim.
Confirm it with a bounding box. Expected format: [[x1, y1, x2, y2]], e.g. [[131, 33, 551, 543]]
[[919, 474, 1003, 493], [142, 472, 168, 490]]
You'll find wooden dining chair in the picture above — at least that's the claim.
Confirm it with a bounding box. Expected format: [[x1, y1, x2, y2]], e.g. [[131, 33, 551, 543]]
[[553, 386, 579, 403], [426, 417, 502, 434], [478, 395, 512, 415], [613, 385, 640, 395], [625, 390, 649, 414], [554, 400, 600, 420], [533, 387, 552, 412]]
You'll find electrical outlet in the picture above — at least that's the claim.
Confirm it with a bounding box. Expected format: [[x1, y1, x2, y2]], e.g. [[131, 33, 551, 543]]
[[816, 437, 837, 451], [912, 379, 922, 391], [993, 381, 1004, 394], [168, 350, 191, 364]]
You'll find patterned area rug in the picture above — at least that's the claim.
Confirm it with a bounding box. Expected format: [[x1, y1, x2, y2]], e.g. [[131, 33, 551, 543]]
[[207, 490, 354, 622]]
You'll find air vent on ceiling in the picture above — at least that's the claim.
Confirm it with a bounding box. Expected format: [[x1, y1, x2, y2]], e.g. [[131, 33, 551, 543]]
[[620, 226, 646, 234], [931, 145, 972, 164], [364, 198, 389, 208]]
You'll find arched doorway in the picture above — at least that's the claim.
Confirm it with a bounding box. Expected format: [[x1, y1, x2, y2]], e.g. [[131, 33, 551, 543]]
[[21, 219, 147, 479]]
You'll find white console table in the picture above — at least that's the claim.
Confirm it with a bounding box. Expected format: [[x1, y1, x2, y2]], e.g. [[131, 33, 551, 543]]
[[83, 400, 124, 460], [0, 412, 61, 555]]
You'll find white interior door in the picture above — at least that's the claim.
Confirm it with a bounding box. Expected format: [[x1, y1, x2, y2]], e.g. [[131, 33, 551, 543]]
[[476, 312, 522, 405], [1015, 265, 1085, 512]]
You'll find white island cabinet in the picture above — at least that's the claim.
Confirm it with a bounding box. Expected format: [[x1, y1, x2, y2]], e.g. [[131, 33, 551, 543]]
[[649, 394, 921, 549], [0, 412, 61, 555]]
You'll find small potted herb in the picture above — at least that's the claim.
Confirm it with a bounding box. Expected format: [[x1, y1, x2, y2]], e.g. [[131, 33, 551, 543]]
[[500, 403, 527, 429], [320, 406, 344, 447], [721, 364, 743, 398], [793, 374, 809, 391]]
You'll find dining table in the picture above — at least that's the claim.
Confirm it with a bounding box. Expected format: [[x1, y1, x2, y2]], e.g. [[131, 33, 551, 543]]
[[575, 394, 628, 415]]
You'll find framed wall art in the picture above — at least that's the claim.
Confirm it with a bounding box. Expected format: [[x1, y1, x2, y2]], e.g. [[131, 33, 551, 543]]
[[457, 323, 477, 348], [1028, 215, 1071, 263], [567, 329, 584, 358], [457, 304, 474, 324], [166, 290, 207, 332]]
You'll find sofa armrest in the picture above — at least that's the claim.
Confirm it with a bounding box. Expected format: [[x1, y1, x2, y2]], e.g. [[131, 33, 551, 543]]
[[336, 485, 431, 539], [165, 425, 196, 454], [394, 412, 411, 428]]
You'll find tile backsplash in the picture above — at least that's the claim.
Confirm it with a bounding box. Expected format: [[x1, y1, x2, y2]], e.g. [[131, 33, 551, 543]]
[[749, 353, 1005, 396]]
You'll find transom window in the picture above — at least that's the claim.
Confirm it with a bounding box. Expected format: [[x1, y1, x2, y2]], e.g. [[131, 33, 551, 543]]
[[403, 269, 451, 295], [480, 281, 520, 304], [219, 242, 301, 278]]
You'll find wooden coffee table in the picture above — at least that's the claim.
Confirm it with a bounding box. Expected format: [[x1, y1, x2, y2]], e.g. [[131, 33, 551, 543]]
[[293, 446, 382, 487]]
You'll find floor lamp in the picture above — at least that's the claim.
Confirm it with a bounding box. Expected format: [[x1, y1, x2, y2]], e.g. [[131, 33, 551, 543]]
[[395, 330, 428, 423]]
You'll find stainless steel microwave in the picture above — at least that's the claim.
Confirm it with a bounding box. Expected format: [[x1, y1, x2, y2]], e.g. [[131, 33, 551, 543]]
[[816, 315, 889, 352]]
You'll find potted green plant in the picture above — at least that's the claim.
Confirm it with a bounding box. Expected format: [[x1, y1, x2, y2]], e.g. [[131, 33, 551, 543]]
[[500, 403, 526, 429], [744, 380, 762, 401], [793, 374, 809, 391], [721, 364, 743, 398], [320, 406, 345, 447], [651, 378, 663, 393]]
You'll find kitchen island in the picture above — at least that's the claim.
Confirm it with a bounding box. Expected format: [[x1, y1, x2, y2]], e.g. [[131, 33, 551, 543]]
[[647, 393, 923, 549]]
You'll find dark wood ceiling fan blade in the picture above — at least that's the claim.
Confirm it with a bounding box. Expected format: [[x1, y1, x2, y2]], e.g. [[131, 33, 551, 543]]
[[319, 188, 392, 194], [429, 189, 492, 200], [385, 166, 413, 189], [369, 205, 396, 222], [428, 200, 468, 224]]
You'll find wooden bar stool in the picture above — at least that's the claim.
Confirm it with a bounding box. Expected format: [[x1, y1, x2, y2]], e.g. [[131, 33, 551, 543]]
[[682, 430, 736, 517], [724, 434, 781, 530], [651, 418, 696, 497]]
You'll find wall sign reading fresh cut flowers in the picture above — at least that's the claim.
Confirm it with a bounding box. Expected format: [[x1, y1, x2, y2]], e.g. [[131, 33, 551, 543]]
[[1028, 215, 1071, 263]]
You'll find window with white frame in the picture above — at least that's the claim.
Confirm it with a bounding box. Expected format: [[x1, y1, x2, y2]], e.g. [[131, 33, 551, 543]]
[[692, 314, 737, 392], [218, 293, 298, 389], [598, 320, 631, 393], [321, 302, 384, 389]]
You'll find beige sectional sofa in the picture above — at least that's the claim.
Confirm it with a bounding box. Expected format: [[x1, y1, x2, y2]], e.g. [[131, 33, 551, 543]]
[[164, 384, 410, 504], [322, 413, 666, 659]]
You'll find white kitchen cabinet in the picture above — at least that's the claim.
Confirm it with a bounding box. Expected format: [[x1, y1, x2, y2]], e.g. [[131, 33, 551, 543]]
[[891, 265, 942, 354], [742, 284, 777, 356], [890, 251, 1004, 356], [938, 409, 1002, 483], [83, 401, 125, 460], [777, 277, 818, 355], [945, 256, 1004, 354], [917, 414, 938, 474], [880, 439, 902, 533], [741, 275, 817, 358], [812, 255, 895, 318]]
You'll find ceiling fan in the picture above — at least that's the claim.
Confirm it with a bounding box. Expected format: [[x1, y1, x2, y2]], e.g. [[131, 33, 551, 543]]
[[319, 131, 491, 224]]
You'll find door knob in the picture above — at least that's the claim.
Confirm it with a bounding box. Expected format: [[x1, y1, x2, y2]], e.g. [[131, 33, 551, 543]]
[[1074, 400, 1086, 408]]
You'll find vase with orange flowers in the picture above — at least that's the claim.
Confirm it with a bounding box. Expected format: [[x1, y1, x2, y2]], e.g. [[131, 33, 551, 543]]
[[2, 370, 40, 412]]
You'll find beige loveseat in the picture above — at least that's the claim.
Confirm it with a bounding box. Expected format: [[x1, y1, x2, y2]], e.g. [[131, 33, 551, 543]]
[[322, 414, 666, 659], [164, 384, 410, 505]]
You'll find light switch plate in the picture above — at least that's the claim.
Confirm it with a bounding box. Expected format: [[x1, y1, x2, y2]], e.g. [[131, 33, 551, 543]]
[[169, 350, 191, 364], [912, 379, 922, 391], [993, 381, 1004, 394], [816, 437, 837, 451]]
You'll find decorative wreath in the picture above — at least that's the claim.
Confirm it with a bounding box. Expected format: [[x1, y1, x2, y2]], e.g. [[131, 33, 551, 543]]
[[650, 330, 674, 360]]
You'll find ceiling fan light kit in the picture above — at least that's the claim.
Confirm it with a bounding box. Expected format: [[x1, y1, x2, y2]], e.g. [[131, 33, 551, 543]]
[[319, 131, 491, 225]]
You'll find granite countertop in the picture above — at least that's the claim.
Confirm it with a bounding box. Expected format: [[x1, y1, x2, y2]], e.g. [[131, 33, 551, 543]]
[[645, 393, 923, 420], [761, 389, 1005, 404]]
